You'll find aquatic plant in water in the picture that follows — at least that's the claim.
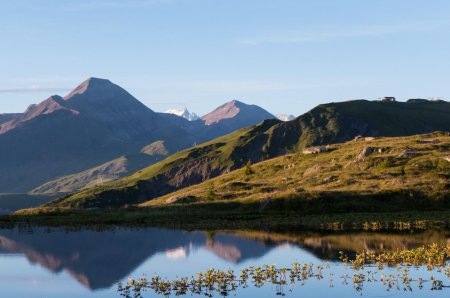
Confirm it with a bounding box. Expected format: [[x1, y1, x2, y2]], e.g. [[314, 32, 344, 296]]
[[118, 244, 450, 297]]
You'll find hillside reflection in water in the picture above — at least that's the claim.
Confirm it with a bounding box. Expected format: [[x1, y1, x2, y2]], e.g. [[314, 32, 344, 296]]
[[0, 227, 448, 297]]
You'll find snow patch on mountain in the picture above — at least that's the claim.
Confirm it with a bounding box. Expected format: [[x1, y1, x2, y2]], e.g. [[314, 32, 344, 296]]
[[276, 114, 296, 121], [165, 108, 199, 121]]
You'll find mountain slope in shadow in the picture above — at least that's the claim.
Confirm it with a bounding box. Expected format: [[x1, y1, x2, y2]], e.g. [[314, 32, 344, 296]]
[[0, 78, 196, 193], [0, 78, 275, 195]]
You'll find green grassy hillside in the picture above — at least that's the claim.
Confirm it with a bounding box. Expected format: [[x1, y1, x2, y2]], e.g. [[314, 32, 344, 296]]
[[35, 100, 450, 210], [142, 133, 450, 214], [17, 132, 450, 226], [263, 99, 450, 154]]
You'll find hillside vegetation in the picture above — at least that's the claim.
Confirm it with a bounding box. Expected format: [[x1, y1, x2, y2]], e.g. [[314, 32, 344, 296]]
[[31, 99, 450, 210], [21, 132, 450, 219], [142, 132, 450, 214]]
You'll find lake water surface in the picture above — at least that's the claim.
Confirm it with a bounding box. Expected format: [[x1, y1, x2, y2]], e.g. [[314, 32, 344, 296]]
[[0, 226, 449, 297]]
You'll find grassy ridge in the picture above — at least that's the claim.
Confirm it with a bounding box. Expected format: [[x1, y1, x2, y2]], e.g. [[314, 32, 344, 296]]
[[143, 132, 450, 210]]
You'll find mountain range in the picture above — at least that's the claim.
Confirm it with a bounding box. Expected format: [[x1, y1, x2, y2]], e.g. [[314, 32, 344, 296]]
[[0, 78, 275, 196], [2, 77, 449, 212], [164, 108, 295, 123], [43, 99, 450, 209]]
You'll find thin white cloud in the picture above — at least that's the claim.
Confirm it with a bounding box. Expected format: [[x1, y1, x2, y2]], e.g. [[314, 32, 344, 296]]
[[0, 86, 71, 94], [4, 76, 85, 84], [0, 76, 87, 94], [240, 20, 447, 45]]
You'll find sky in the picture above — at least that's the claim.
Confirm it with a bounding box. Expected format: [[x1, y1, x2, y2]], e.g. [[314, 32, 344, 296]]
[[1, 0, 450, 117]]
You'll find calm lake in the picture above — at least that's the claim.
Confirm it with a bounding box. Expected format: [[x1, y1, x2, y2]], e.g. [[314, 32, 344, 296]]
[[0, 226, 448, 297]]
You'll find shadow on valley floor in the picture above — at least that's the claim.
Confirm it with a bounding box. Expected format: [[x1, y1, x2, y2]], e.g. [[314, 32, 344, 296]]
[[0, 227, 448, 291]]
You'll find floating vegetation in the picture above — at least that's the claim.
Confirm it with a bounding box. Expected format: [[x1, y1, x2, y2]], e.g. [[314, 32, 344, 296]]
[[118, 244, 450, 297], [342, 243, 450, 270]]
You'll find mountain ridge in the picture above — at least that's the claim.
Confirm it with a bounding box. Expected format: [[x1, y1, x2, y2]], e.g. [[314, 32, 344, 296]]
[[0, 95, 78, 134], [202, 100, 275, 125], [0, 113, 21, 125], [63, 77, 110, 99], [39, 99, 450, 209], [0, 79, 276, 195], [0, 78, 197, 193]]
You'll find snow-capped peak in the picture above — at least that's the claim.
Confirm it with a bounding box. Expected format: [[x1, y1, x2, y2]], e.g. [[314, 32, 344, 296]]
[[276, 114, 296, 121], [165, 108, 199, 121]]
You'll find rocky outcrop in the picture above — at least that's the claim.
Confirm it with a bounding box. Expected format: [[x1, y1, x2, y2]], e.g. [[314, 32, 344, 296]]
[[397, 149, 420, 159], [416, 139, 439, 144], [323, 175, 338, 183], [303, 146, 328, 154], [357, 147, 374, 161]]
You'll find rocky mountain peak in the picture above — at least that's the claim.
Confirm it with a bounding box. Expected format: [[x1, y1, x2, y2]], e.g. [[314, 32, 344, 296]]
[[201, 100, 242, 125], [201, 99, 274, 126], [59, 78, 156, 124], [63, 77, 115, 100]]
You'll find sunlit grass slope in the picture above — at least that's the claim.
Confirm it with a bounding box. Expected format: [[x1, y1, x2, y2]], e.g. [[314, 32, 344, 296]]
[[142, 132, 450, 213]]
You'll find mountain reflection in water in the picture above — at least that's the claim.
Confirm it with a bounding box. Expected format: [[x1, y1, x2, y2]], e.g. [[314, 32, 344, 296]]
[[0, 227, 448, 292]]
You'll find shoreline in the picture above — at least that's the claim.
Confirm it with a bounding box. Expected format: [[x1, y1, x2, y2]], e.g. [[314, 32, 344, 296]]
[[4, 207, 450, 231]]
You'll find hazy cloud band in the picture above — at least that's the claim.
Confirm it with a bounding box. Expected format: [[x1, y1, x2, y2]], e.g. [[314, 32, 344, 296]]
[[0, 87, 71, 94]]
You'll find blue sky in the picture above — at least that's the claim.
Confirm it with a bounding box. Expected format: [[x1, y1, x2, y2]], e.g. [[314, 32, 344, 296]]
[[1, 0, 450, 116]]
